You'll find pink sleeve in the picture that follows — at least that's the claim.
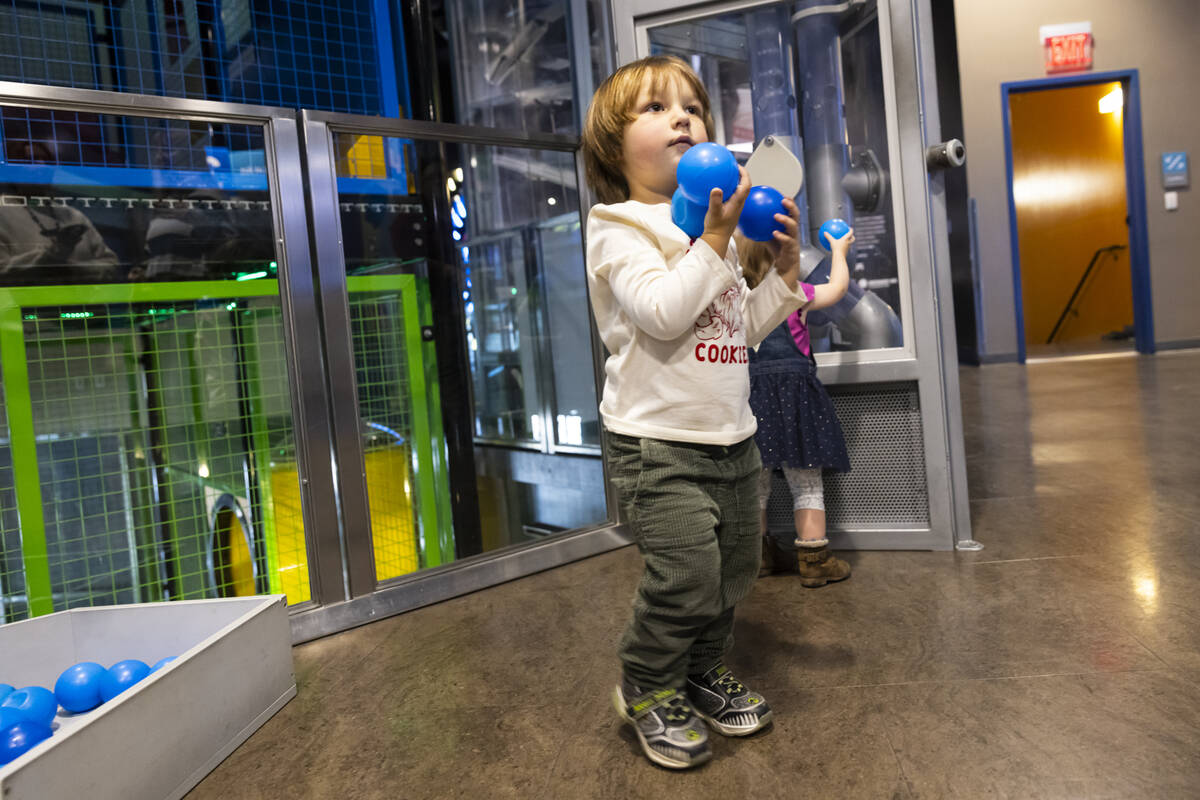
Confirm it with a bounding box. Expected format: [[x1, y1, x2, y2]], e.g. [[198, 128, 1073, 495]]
[[785, 283, 816, 355]]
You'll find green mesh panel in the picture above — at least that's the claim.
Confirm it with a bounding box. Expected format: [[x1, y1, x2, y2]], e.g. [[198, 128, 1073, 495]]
[[350, 289, 422, 579], [2, 274, 446, 619], [0, 285, 307, 620], [0, 363, 30, 621]]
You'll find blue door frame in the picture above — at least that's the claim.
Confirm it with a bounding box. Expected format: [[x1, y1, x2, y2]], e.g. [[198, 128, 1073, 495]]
[[1000, 69, 1154, 362]]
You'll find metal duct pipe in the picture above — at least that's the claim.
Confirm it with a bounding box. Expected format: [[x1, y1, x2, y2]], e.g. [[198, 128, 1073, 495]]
[[792, 0, 853, 241]]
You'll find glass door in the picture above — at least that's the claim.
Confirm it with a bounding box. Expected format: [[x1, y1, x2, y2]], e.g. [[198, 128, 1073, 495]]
[[0, 86, 339, 620], [607, 0, 973, 550], [633, 0, 914, 360], [301, 114, 613, 613]]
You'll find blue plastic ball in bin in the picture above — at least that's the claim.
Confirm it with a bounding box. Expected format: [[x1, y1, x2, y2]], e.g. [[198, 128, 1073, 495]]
[[0, 720, 53, 765], [54, 662, 107, 713], [99, 659, 151, 703], [0, 686, 57, 727], [0, 706, 24, 732]]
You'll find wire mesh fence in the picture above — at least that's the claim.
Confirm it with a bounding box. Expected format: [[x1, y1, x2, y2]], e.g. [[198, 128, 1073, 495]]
[[0, 287, 308, 619]]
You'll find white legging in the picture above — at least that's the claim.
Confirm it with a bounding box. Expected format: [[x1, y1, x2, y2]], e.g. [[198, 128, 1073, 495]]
[[757, 466, 825, 512]]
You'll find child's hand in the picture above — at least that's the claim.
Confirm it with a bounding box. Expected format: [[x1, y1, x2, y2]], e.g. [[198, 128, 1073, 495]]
[[699, 166, 751, 257], [826, 227, 856, 256], [768, 198, 802, 286], [809, 226, 854, 310]]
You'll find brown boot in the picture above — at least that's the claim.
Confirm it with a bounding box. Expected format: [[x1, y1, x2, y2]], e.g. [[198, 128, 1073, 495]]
[[759, 535, 798, 577], [796, 539, 851, 588]]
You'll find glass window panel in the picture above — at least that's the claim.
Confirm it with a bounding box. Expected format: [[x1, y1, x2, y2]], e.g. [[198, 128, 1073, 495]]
[[840, 14, 903, 324], [0, 0, 617, 127], [0, 0, 394, 115], [333, 131, 604, 567], [334, 134, 445, 579], [0, 108, 274, 285], [648, 2, 906, 353], [537, 214, 599, 448], [445, 0, 588, 134], [0, 109, 309, 619]]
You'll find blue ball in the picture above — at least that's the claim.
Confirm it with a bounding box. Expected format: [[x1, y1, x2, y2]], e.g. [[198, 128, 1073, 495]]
[[54, 662, 106, 713], [0, 684, 13, 704], [150, 657, 176, 672], [99, 660, 151, 702], [818, 217, 851, 251], [676, 142, 739, 205], [0, 687, 57, 727], [0, 720, 53, 765], [670, 187, 708, 239], [739, 186, 787, 242], [0, 706, 24, 731]]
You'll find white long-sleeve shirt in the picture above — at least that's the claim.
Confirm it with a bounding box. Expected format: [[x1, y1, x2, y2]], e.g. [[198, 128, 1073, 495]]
[[586, 200, 810, 445]]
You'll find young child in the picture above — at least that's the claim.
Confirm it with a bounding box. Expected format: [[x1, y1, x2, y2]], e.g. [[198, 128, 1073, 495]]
[[581, 55, 814, 769], [738, 231, 853, 587]]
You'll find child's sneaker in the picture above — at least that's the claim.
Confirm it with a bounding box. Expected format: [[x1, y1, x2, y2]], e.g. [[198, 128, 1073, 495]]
[[685, 664, 773, 736], [613, 679, 711, 769]]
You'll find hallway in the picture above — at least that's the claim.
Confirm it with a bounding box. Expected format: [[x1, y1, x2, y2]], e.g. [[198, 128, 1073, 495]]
[[189, 351, 1200, 799]]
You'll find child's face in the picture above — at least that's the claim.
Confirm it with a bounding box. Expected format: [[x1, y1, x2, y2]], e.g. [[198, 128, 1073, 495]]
[[621, 75, 709, 204]]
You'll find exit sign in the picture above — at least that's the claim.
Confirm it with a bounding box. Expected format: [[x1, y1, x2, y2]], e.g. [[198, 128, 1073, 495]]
[[1040, 22, 1093, 73]]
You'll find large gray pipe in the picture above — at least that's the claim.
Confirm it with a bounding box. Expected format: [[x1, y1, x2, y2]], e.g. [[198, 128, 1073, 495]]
[[789, 0, 901, 347], [746, 5, 810, 245], [740, 1, 901, 348], [792, 0, 853, 240]]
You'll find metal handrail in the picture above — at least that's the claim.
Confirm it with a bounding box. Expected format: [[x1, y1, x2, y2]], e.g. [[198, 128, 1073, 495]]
[[1046, 244, 1127, 344]]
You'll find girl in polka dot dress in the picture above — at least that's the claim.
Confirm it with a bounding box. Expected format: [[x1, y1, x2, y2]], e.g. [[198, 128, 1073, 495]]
[[738, 227, 853, 587]]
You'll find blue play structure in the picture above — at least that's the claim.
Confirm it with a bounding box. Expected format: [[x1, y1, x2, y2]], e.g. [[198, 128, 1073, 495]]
[[0, 0, 409, 118]]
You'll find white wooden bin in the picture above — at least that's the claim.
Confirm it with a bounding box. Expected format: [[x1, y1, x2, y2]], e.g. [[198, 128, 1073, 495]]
[[0, 596, 295, 799]]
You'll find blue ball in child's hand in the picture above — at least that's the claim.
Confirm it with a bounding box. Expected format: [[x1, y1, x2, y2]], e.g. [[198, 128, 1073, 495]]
[[676, 142, 739, 205], [0, 720, 53, 765], [739, 186, 787, 242], [0, 686, 57, 727], [54, 662, 107, 713], [99, 660, 151, 703], [671, 187, 708, 239], [818, 218, 851, 251]]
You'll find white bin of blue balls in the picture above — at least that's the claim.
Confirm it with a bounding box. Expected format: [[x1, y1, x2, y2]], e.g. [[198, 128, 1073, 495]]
[[0, 656, 175, 763], [0, 596, 294, 800]]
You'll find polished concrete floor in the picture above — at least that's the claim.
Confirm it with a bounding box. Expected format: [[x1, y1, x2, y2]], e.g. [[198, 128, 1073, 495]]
[[1025, 338, 1135, 361], [189, 351, 1200, 799]]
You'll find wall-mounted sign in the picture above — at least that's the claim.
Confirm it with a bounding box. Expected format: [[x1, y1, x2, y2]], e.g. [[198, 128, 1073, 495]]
[[1162, 152, 1189, 190], [1040, 22, 1093, 74]]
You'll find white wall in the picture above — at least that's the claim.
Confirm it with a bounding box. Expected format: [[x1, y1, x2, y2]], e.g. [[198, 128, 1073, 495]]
[[953, 0, 1200, 356]]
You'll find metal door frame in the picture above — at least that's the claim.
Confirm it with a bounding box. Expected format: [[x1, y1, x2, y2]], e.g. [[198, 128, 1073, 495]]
[[1000, 69, 1155, 362], [0, 81, 346, 610], [607, 0, 972, 549]]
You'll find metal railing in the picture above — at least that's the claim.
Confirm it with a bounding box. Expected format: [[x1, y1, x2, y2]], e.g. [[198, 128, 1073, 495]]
[[1046, 244, 1127, 344]]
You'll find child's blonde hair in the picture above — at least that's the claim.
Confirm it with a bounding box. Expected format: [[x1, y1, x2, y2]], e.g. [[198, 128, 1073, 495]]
[[736, 234, 774, 290], [581, 56, 717, 205]]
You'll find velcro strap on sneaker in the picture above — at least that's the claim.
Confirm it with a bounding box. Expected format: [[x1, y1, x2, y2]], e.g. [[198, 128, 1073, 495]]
[[626, 687, 680, 721]]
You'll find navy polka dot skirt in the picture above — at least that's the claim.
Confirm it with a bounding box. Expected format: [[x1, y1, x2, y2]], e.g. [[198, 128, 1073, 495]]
[[748, 324, 850, 472]]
